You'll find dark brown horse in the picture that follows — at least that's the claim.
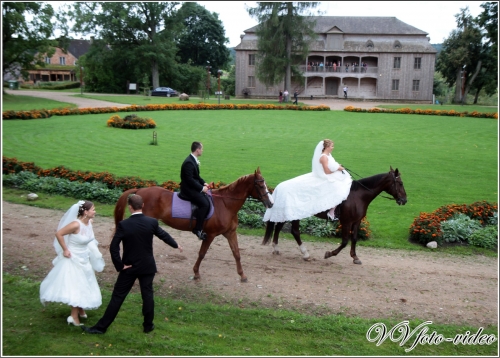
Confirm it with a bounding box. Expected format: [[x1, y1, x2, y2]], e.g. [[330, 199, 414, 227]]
[[114, 168, 273, 282], [262, 167, 407, 263]]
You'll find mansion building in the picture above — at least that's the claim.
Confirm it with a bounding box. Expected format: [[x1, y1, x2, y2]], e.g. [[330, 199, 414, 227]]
[[235, 16, 437, 102]]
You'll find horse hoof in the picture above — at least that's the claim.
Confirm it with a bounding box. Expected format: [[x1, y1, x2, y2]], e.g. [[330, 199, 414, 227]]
[[272, 251, 280, 255], [324, 252, 330, 259], [241, 277, 248, 283], [353, 259, 362, 265], [303, 256, 311, 261]]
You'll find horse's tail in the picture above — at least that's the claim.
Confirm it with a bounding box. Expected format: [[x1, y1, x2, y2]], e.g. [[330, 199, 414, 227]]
[[262, 221, 275, 245], [113, 188, 139, 231]]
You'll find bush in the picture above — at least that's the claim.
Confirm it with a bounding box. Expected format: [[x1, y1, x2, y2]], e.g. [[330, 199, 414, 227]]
[[468, 225, 498, 250], [440, 213, 482, 244], [107, 114, 156, 129], [409, 201, 498, 245], [3, 172, 122, 205]]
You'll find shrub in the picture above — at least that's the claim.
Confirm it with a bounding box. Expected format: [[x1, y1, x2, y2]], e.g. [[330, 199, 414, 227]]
[[468, 226, 498, 250], [107, 114, 156, 129], [440, 213, 482, 244], [409, 201, 498, 246]]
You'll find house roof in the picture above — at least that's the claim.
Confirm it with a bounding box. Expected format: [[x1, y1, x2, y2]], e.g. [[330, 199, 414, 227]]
[[67, 39, 91, 59], [244, 16, 428, 36]]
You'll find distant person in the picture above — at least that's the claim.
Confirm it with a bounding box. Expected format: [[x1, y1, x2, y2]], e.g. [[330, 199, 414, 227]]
[[81, 194, 182, 334], [343, 86, 348, 99], [279, 90, 283, 103], [293, 90, 298, 105], [283, 89, 289, 103]]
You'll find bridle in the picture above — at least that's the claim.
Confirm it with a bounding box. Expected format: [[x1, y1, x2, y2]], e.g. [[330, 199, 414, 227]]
[[344, 167, 402, 201]]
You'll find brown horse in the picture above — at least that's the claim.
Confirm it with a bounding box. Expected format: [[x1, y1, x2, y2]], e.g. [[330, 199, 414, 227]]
[[262, 167, 407, 263], [114, 168, 273, 282]]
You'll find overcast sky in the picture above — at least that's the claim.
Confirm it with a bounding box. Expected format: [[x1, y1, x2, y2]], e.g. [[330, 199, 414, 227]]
[[50, 1, 485, 46]]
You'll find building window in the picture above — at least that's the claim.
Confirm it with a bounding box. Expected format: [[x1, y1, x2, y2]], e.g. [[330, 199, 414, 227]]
[[248, 76, 255, 88], [414, 58, 421, 69], [45, 57, 51, 64], [412, 80, 420, 91], [249, 54, 255, 66], [392, 79, 399, 91], [393, 57, 401, 69], [59, 57, 66, 65]]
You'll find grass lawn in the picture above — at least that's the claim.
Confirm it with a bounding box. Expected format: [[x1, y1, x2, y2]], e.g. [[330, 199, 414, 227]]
[[2, 94, 77, 111], [378, 104, 498, 113], [2, 273, 498, 356], [2, 108, 498, 251]]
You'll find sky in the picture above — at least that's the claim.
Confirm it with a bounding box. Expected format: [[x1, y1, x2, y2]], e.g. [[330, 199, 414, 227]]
[[49, 1, 485, 46]]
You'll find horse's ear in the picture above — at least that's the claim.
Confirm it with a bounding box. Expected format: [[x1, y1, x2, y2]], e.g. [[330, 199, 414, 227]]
[[256, 166, 261, 174], [390, 165, 394, 172], [394, 168, 400, 176]]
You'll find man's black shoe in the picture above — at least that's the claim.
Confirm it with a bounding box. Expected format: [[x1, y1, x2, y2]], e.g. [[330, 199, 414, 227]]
[[81, 326, 104, 334], [144, 324, 155, 333], [192, 230, 206, 241]]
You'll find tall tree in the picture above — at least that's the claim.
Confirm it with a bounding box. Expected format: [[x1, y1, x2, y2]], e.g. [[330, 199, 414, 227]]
[[66, 2, 181, 89], [247, 2, 319, 93], [2, 2, 57, 80], [436, 7, 483, 103], [176, 2, 230, 74]]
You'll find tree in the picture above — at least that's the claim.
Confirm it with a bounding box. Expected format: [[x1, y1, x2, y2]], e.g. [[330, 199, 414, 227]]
[[66, 2, 181, 89], [247, 2, 319, 93], [176, 2, 230, 74], [2, 2, 57, 80], [436, 6, 497, 104]]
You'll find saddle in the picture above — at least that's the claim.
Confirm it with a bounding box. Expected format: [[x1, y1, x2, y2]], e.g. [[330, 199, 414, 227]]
[[172, 192, 215, 224]]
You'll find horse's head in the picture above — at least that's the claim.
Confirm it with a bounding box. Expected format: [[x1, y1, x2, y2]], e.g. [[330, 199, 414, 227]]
[[388, 166, 407, 205], [251, 167, 274, 209]]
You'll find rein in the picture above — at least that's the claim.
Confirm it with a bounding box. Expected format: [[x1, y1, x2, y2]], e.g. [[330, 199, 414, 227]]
[[344, 167, 396, 201]]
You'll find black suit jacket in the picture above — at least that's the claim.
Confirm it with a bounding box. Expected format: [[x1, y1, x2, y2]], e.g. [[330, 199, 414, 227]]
[[110, 213, 178, 275], [179, 154, 205, 199]]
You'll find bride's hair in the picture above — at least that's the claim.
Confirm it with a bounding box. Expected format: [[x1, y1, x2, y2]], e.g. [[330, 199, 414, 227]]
[[322, 139, 333, 152], [77, 201, 94, 218]]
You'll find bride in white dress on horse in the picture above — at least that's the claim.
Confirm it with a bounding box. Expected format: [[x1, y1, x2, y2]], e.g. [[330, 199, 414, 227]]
[[263, 139, 353, 223]]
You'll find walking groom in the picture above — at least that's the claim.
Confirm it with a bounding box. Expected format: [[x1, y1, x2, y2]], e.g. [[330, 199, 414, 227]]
[[81, 194, 182, 334]]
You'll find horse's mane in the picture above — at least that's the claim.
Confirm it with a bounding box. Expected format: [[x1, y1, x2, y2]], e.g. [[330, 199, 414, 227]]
[[213, 174, 253, 196], [351, 173, 386, 191]]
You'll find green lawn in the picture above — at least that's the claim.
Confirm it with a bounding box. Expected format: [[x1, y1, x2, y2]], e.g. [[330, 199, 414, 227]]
[[378, 104, 498, 113], [2, 108, 498, 250], [2, 94, 77, 111], [3, 273, 497, 356]]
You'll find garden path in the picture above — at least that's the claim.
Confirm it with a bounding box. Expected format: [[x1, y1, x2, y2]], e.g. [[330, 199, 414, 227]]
[[2, 201, 497, 328]]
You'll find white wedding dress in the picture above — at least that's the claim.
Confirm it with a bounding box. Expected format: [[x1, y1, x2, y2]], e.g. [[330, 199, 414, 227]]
[[263, 141, 353, 223], [40, 219, 104, 309]]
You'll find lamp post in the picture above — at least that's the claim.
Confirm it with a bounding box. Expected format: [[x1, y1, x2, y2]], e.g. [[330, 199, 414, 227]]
[[217, 69, 223, 104], [205, 62, 211, 100], [80, 66, 84, 95]]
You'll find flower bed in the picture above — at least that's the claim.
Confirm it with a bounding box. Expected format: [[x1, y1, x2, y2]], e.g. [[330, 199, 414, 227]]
[[409, 201, 498, 246], [2, 103, 331, 120], [344, 106, 498, 119], [107, 114, 156, 129]]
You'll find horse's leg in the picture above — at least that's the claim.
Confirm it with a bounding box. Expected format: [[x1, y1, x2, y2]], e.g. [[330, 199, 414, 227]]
[[350, 222, 362, 265], [192, 236, 214, 281], [262, 221, 275, 245], [272, 222, 285, 255], [224, 230, 248, 282], [290, 220, 310, 261], [324, 222, 350, 259]]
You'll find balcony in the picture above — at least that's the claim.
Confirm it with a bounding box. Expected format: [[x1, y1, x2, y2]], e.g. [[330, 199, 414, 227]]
[[299, 65, 379, 75]]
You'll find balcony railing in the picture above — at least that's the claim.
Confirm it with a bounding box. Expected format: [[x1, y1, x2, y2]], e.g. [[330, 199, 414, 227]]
[[299, 65, 379, 74]]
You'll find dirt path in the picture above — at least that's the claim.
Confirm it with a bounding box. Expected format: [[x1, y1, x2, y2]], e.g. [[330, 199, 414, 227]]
[[2, 201, 497, 327], [5, 89, 396, 110]]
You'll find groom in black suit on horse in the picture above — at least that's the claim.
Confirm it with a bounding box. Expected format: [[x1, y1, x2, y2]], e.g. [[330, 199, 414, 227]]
[[179, 141, 210, 241], [81, 194, 182, 334]]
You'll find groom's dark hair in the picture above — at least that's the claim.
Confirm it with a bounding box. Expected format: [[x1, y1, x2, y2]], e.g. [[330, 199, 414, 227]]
[[128, 194, 143, 210], [191, 141, 202, 152]]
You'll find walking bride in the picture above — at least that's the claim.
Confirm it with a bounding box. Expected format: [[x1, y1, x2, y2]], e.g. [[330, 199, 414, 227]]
[[40, 200, 105, 326]]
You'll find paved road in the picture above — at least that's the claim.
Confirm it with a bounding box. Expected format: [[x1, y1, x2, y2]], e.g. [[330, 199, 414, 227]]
[[4, 89, 391, 110]]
